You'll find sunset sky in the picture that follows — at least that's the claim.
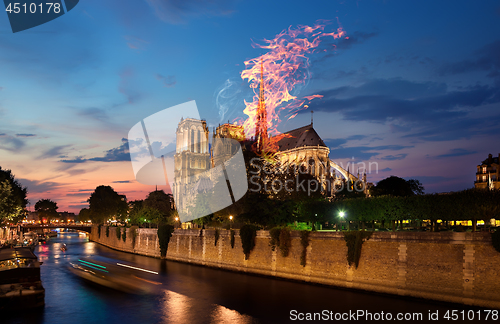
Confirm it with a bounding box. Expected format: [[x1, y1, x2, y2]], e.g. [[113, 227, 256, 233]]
[[1, 0, 499, 213]]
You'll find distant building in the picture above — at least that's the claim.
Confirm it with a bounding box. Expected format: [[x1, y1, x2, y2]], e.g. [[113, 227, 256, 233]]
[[26, 211, 39, 223], [475, 153, 500, 190], [58, 211, 77, 222]]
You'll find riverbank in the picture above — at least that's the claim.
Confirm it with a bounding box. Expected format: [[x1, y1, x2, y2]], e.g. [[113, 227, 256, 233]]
[[89, 226, 500, 309]]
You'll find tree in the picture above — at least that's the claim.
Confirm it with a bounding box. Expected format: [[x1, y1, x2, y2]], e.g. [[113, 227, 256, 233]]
[[0, 180, 22, 225], [87, 185, 128, 224], [0, 167, 28, 224], [78, 208, 91, 222], [371, 176, 424, 197], [407, 179, 425, 195], [35, 199, 59, 223], [128, 200, 144, 224], [143, 190, 174, 222]]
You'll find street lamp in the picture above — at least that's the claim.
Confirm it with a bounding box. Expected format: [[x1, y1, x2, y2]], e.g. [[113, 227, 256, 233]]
[[229, 215, 233, 229], [339, 211, 346, 231]]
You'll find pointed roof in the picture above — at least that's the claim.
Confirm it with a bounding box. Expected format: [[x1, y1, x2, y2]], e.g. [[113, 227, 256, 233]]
[[482, 156, 499, 165], [275, 124, 327, 152]]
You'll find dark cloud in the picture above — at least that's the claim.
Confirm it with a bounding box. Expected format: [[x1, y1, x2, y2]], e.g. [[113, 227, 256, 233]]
[[16, 133, 36, 137], [431, 148, 477, 159], [0, 136, 25, 151], [438, 40, 500, 77], [155, 74, 176, 87], [60, 156, 87, 163], [78, 108, 108, 122], [346, 135, 368, 141], [89, 138, 130, 162], [380, 167, 392, 172], [311, 81, 497, 122], [38, 145, 70, 160], [60, 138, 130, 163], [324, 135, 367, 149], [306, 78, 500, 141], [17, 178, 62, 194], [313, 66, 370, 82], [112, 180, 131, 183], [330, 147, 379, 160], [381, 154, 407, 161], [389, 124, 411, 133], [145, 0, 237, 24], [382, 54, 433, 67], [313, 31, 379, 65], [335, 31, 379, 51], [329, 145, 412, 161], [323, 138, 347, 148], [401, 112, 500, 141]]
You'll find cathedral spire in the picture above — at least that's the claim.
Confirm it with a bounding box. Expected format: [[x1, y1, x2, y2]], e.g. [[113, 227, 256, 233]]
[[255, 58, 268, 155]]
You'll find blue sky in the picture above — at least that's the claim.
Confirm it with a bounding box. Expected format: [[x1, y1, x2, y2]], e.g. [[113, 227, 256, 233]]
[[0, 0, 499, 212]]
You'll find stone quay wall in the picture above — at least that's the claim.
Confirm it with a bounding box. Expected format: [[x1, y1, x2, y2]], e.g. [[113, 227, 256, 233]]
[[89, 226, 500, 309]]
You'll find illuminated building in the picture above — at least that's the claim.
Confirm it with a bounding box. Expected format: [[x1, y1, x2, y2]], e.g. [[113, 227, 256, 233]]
[[475, 153, 500, 190]]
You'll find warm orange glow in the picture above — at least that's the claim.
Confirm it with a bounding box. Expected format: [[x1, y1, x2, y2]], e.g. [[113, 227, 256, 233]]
[[237, 21, 346, 157]]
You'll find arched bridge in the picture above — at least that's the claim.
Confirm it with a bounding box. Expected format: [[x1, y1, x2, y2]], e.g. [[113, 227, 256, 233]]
[[19, 224, 92, 233]]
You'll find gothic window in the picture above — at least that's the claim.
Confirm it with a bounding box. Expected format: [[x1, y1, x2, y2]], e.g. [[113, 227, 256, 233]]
[[483, 175, 487, 182], [197, 130, 201, 153], [190, 129, 195, 152], [309, 158, 315, 175], [483, 166, 487, 173]]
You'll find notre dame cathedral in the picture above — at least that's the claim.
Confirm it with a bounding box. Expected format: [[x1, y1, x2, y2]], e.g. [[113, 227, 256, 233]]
[[172, 63, 368, 216]]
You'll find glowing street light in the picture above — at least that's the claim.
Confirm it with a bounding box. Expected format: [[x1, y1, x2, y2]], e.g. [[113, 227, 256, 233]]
[[229, 215, 233, 221], [338, 211, 346, 231]]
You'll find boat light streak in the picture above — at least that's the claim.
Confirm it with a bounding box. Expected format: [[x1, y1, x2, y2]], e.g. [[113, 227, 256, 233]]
[[116, 263, 158, 274], [78, 259, 107, 269]]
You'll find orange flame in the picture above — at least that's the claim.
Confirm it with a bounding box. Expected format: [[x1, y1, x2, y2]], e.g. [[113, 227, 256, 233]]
[[238, 20, 345, 155]]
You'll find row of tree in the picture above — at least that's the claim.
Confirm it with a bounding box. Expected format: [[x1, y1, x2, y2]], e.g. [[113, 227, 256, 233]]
[[78, 185, 176, 226], [0, 166, 177, 227]]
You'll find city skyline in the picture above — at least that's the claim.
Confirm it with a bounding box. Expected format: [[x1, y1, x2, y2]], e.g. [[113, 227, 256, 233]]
[[1, 0, 499, 212]]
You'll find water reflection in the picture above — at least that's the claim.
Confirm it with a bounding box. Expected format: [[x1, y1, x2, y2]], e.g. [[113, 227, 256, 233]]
[[210, 305, 254, 324], [162, 289, 252, 324], [3, 232, 482, 324], [162, 290, 193, 323]]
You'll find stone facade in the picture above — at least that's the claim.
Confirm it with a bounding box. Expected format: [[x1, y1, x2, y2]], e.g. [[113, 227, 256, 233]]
[[173, 118, 210, 214], [90, 226, 500, 309]]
